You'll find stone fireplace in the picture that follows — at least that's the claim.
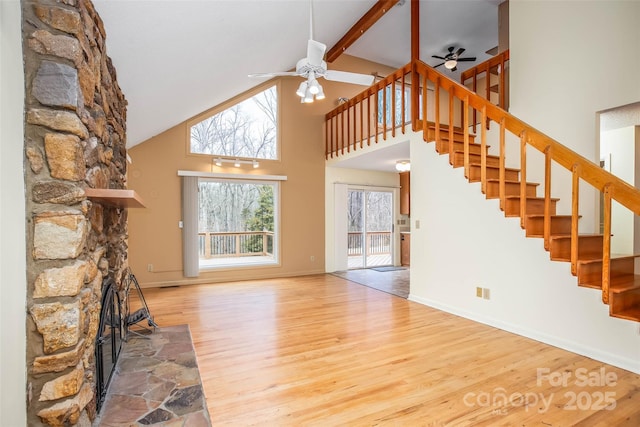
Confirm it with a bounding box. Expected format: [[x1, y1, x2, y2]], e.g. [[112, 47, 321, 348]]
[[22, 0, 130, 424]]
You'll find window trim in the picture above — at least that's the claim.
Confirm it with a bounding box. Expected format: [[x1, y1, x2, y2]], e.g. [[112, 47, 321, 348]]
[[185, 81, 281, 161]]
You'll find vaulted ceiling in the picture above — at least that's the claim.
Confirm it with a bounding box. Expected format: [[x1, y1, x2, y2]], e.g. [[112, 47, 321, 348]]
[[93, 0, 502, 149]]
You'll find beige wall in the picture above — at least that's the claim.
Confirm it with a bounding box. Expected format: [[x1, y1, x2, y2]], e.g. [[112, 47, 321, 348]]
[[128, 55, 395, 286]]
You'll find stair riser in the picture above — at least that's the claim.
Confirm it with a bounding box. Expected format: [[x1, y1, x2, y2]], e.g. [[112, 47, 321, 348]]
[[469, 166, 519, 182], [525, 216, 572, 238], [486, 182, 537, 199], [549, 236, 604, 262], [503, 199, 557, 217], [436, 140, 485, 156], [610, 289, 640, 320], [452, 152, 500, 168], [577, 258, 635, 287]]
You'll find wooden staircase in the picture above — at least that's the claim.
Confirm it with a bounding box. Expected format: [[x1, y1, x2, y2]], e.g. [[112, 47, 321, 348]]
[[325, 58, 640, 323], [430, 126, 640, 322]]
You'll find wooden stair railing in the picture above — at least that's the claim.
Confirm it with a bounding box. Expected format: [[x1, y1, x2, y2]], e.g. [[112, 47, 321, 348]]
[[325, 58, 640, 322], [460, 50, 510, 134]]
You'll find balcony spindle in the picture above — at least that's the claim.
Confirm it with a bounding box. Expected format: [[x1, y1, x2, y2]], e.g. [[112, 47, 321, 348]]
[[435, 77, 440, 143], [391, 79, 396, 138], [374, 90, 379, 145], [422, 73, 428, 141], [401, 72, 406, 134], [448, 88, 454, 160], [359, 98, 364, 149], [367, 94, 371, 146]]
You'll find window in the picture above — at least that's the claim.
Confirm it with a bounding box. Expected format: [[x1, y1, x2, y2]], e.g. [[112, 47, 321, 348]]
[[378, 84, 411, 127], [189, 85, 278, 159], [197, 178, 279, 270]]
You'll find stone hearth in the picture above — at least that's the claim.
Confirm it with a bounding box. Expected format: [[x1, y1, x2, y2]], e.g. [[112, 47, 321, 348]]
[[94, 325, 211, 426]]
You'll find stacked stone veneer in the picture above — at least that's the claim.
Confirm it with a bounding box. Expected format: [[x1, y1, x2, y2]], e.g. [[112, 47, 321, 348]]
[[22, 0, 129, 425]]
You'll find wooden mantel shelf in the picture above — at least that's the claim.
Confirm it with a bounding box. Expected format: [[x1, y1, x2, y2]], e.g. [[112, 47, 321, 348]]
[[84, 188, 146, 208]]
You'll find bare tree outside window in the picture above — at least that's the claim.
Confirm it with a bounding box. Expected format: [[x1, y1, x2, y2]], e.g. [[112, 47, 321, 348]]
[[190, 85, 277, 159]]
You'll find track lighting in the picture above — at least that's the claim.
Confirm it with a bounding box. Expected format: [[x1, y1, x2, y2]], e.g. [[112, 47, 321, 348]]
[[212, 157, 260, 169]]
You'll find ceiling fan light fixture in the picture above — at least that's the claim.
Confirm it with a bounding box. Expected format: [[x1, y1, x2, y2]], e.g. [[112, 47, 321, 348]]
[[308, 78, 321, 95], [303, 88, 314, 103], [296, 81, 308, 98], [315, 85, 325, 100], [444, 59, 457, 70]]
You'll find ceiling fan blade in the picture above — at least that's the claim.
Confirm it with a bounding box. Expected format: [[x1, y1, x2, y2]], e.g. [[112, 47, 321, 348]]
[[455, 47, 465, 57], [432, 55, 446, 60], [307, 39, 326, 67], [248, 72, 300, 78], [456, 57, 476, 62], [433, 62, 445, 68], [324, 70, 374, 86]]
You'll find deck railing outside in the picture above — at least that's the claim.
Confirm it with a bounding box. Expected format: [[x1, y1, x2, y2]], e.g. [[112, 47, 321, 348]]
[[198, 231, 274, 259], [347, 231, 392, 256]]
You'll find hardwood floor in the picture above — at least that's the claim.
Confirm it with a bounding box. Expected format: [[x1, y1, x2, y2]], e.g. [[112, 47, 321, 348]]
[[140, 274, 640, 426]]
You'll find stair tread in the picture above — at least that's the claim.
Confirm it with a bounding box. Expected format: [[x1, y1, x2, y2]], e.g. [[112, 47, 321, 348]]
[[505, 196, 560, 201], [526, 214, 575, 219], [581, 274, 640, 292], [611, 307, 640, 322], [578, 254, 640, 265], [471, 164, 520, 172], [549, 233, 604, 239], [487, 179, 539, 186], [453, 150, 499, 159], [610, 275, 640, 293]]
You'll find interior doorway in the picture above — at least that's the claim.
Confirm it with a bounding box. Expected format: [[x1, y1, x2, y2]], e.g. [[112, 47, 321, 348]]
[[598, 102, 640, 260], [347, 189, 394, 269]]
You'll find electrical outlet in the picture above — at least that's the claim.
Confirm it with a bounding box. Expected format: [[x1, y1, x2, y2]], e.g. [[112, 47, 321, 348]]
[[415, 220, 421, 229], [476, 287, 483, 298], [310, 255, 315, 262], [483, 288, 491, 300], [147, 264, 153, 272]]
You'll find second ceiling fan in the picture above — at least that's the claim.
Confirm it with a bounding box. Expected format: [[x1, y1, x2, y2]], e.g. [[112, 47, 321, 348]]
[[432, 46, 476, 72]]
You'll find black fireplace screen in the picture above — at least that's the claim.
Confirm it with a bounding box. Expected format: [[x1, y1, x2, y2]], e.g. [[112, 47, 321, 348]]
[[95, 277, 122, 412]]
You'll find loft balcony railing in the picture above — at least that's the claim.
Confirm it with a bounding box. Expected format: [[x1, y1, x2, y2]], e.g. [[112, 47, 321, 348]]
[[325, 57, 640, 314]]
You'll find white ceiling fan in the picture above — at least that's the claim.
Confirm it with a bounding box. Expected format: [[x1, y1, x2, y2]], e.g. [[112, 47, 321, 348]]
[[248, 1, 375, 103]]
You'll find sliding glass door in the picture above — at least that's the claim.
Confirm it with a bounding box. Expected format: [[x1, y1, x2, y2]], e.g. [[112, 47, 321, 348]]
[[347, 189, 393, 269]]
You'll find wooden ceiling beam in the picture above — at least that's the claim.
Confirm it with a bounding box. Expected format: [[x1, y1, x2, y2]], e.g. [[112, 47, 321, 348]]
[[326, 0, 400, 63]]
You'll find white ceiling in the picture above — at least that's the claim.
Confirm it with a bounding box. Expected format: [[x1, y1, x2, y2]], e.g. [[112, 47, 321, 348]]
[[93, 0, 502, 171]]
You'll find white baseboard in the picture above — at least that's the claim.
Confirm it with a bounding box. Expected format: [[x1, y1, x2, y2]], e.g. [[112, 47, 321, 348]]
[[408, 294, 640, 375]]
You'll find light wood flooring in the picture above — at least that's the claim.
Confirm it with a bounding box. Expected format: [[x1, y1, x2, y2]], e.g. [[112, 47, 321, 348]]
[[140, 274, 640, 426]]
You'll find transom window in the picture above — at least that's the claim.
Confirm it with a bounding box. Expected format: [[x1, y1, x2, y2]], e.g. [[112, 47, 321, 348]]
[[189, 84, 278, 159]]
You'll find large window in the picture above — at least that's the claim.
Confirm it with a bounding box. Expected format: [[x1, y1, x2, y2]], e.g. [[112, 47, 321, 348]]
[[189, 85, 278, 159], [197, 178, 279, 269]]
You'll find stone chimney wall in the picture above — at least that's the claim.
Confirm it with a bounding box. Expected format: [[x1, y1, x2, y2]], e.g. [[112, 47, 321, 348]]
[[22, 0, 129, 425]]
